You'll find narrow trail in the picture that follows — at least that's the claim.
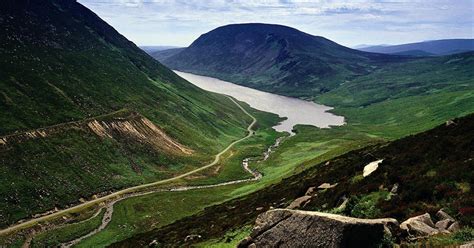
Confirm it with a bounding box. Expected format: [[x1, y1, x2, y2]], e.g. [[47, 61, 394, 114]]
[[0, 97, 256, 239]]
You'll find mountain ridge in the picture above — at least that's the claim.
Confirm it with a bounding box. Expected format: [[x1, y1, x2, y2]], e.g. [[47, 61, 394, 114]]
[[157, 23, 411, 98]]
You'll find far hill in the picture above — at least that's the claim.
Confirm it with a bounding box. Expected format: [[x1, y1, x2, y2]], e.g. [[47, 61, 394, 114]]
[[150, 47, 186, 61], [359, 39, 474, 56], [160, 23, 409, 98], [140, 45, 182, 53]]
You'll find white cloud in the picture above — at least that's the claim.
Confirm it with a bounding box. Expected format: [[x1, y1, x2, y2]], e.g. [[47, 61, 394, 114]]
[[78, 0, 474, 47]]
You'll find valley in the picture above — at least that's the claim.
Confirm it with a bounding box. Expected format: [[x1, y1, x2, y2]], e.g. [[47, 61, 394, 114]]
[[0, 1, 473, 247]]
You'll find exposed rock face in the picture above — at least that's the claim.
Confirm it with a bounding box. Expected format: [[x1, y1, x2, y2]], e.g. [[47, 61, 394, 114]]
[[238, 209, 398, 248], [0, 111, 192, 155]]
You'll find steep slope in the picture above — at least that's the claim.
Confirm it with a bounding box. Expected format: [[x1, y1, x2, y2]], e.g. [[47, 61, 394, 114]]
[[114, 113, 474, 247], [0, 0, 253, 227], [161, 23, 409, 98], [359, 39, 474, 56]]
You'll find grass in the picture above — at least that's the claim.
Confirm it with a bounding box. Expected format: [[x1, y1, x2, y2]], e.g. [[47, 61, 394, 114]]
[[74, 184, 247, 247], [408, 227, 474, 247], [30, 208, 105, 247], [194, 225, 253, 247], [349, 190, 390, 219]]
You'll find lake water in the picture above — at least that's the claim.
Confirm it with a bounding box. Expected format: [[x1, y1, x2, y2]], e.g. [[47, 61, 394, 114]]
[[175, 71, 345, 134]]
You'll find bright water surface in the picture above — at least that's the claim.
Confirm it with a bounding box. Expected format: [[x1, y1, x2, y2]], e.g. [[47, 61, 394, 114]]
[[175, 71, 345, 134]]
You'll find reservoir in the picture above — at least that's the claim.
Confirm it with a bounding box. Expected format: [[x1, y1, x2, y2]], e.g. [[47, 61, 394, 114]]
[[175, 71, 345, 134]]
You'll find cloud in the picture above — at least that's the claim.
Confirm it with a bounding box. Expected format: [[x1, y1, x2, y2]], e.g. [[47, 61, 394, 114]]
[[78, 0, 474, 47]]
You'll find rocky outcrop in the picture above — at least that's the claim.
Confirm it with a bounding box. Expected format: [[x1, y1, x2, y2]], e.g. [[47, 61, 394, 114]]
[[400, 213, 439, 237], [400, 210, 461, 240], [238, 209, 398, 248]]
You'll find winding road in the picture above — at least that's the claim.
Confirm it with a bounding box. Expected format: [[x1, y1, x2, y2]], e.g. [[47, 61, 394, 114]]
[[0, 97, 256, 238], [60, 149, 264, 247]]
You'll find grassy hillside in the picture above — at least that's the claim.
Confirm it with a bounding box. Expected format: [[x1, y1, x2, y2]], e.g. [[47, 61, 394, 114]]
[[317, 52, 474, 138], [0, 0, 255, 227], [159, 23, 410, 98], [114, 113, 474, 247]]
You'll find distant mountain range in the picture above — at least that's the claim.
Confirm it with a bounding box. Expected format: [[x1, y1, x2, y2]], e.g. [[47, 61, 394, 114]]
[[140, 45, 182, 53], [357, 39, 474, 56], [153, 23, 409, 98]]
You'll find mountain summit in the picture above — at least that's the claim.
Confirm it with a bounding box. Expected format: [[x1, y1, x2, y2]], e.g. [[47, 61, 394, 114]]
[[159, 23, 406, 97]]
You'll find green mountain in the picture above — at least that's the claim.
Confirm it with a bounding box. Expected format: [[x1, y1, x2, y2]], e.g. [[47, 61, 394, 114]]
[[0, 0, 252, 227], [158, 23, 410, 98], [115, 113, 474, 247]]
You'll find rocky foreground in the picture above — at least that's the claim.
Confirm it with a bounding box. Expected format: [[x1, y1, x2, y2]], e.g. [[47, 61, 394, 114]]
[[238, 209, 397, 247], [238, 209, 471, 248]]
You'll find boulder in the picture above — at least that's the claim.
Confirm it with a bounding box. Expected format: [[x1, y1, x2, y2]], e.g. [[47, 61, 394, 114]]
[[305, 186, 316, 196], [447, 221, 460, 232], [238, 209, 398, 248], [400, 213, 439, 237], [287, 195, 311, 209], [390, 183, 399, 194], [435, 219, 453, 230], [318, 183, 338, 189], [436, 209, 455, 221]]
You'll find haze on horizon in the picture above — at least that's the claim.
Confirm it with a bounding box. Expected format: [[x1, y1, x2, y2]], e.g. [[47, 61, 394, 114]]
[[76, 0, 474, 47]]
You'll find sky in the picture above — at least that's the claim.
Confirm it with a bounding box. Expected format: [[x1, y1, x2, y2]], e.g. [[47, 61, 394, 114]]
[[77, 0, 474, 48]]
